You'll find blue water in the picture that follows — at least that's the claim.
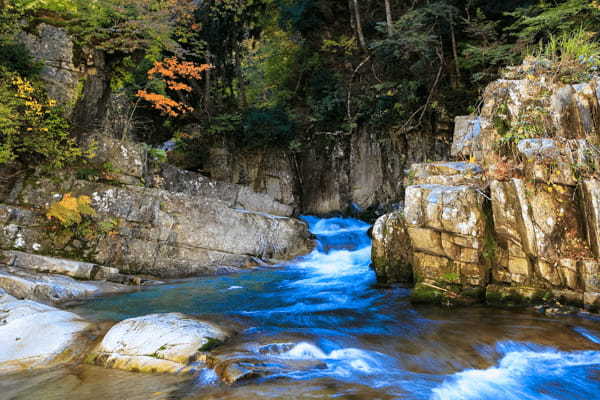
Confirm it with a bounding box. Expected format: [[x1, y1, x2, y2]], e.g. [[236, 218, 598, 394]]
[[65, 216, 600, 399]]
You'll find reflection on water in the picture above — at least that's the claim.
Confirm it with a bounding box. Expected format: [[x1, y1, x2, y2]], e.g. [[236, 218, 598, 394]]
[[5, 216, 600, 400]]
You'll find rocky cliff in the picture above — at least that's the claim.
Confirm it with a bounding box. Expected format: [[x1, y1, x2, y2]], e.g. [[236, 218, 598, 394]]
[[0, 135, 312, 284], [17, 23, 451, 218], [202, 126, 449, 216], [372, 59, 600, 310]]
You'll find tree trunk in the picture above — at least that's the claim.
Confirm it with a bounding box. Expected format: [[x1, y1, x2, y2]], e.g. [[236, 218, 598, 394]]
[[351, 0, 368, 51], [450, 17, 461, 85], [235, 49, 247, 109], [204, 48, 212, 115], [384, 0, 393, 36]]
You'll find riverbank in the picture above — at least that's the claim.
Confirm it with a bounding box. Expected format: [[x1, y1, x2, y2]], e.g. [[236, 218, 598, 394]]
[[3, 217, 600, 400]]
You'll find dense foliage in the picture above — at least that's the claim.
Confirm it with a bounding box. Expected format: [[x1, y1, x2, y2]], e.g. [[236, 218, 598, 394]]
[[0, 67, 86, 168], [1, 0, 599, 170]]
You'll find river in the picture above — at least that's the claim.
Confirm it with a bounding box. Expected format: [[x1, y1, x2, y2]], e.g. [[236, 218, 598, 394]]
[[3, 217, 600, 399]]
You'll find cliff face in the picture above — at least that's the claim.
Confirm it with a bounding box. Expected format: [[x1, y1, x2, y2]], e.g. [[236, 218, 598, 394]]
[[18, 23, 451, 218], [203, 126, 450, 216], [372, 59, 600, 310], [0, 135, 312, 281]]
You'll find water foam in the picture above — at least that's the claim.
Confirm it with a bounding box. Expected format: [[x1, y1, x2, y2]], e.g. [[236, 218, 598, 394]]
[[432, 342, 600, 400], [273, 341, 389, 378]]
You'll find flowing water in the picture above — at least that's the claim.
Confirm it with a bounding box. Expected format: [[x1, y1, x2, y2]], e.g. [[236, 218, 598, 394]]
[[4, 217, 600, 400]]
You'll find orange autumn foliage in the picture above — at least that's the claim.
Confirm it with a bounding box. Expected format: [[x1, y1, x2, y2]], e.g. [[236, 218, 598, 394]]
[[137, 57, 212, 117], [136, 90, 193, 117]]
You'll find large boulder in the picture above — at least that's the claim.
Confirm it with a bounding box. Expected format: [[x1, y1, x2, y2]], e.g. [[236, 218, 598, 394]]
[[88, 313, 235, 374], [490, 178, 593, 290], [516, 138, 598, 186], [374, 61, 600, 308], [84, 134, 147, 186], [148, 163, 294, 217], [371, 211, 413, 283], [407, 161, 485, 187], [451, 116, 489, 158], [0, 296, 92, 374], [404, 183, 488, 287], [205, 147, 300, 212], [374, 163, 489, 289]]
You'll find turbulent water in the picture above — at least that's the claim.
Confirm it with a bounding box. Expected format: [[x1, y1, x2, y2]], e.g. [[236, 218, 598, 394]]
[[4, 217, 600, 400]]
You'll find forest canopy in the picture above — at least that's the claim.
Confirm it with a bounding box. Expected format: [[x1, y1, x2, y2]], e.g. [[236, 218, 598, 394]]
[[1, 0, 599, 169]]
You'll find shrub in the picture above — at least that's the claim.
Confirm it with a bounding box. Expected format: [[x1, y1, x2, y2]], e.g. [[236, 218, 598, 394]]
[[0, 42, 42, 78], [46, 193, 96, 227], [0, 68, 89, 169], [530, 28, 600, 81]]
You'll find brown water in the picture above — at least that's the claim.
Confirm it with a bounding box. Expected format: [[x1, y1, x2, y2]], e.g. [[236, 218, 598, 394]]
[[3, 217, 600, 400]]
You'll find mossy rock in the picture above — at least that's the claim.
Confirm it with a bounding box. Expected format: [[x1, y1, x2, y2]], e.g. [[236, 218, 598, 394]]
[[485, 287, 528, 307], [198, 337, 224, 352], [410, 284, 444, 305]]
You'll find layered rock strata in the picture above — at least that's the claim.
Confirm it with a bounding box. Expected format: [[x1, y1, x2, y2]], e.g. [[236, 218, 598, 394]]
[[373, 60, 600, 309]]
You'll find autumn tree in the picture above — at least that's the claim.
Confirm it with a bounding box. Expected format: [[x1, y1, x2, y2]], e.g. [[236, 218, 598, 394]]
[[137, 57, 212, 117]]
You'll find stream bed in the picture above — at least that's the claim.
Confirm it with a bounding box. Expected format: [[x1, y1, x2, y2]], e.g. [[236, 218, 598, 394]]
[[3, 216, 600, 399]]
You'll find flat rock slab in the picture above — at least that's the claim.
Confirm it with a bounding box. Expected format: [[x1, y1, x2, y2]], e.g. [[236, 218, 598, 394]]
[[89, 312, 235, 374], [408, 162, 484, 186], [0, 267, 132, 305], [0, 298, 92, 374], [2, 250, 119, 280]]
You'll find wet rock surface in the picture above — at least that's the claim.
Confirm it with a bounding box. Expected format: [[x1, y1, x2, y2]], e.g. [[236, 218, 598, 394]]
[[0, 266, 133, 305]]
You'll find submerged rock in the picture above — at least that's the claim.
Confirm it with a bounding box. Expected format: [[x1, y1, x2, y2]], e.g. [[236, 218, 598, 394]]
[[88, 313, 235, 374], [0, 295, 92, 374]]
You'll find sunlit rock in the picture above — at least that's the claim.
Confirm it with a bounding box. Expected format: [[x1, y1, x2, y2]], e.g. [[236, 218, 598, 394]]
[[0, 298, 92, 374], [407, 161, 484, 187], [371, 211, 413, 283], [88, 313, 234, 374], [581, 180, 600, 258], [0, 267, 131, 305], [3, 146, 313, 278]]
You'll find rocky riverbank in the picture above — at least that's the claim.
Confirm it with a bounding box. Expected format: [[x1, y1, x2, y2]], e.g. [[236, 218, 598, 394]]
[[372, 59, 600, 311]]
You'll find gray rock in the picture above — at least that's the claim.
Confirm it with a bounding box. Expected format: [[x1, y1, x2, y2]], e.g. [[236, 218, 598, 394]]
[[202, 126, 450, 215], [2, 250, 116, 280], [4, 165, 313, 278], [407, 161, 484, 186], [85, 134, 147, 185], [149, 164, 294, 217], [451, 116, 482, 157], [89, 313, 234, 374], [581, 180, 600, 258], [0, 266, 132, 305], [18, 24, 82, 110], [0, 299, 92, 374], [371, 212, 413, 283]]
